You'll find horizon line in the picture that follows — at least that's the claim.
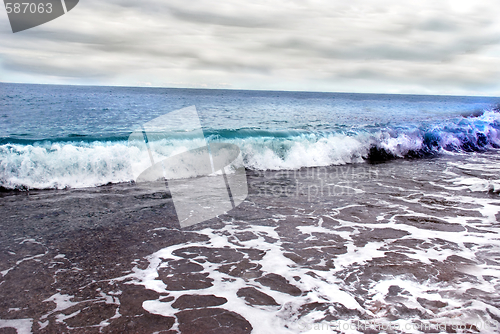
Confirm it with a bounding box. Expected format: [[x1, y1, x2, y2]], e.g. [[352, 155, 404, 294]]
[[1, 80, 499, 99]]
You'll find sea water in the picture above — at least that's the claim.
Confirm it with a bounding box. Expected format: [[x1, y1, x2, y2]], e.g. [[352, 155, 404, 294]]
[[1, 83, 499, 190]]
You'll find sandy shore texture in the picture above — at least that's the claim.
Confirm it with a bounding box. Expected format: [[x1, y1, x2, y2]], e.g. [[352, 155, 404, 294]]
[[1, 154, 500, 333]]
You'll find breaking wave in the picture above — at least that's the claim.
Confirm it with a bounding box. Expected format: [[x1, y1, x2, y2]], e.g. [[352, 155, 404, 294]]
[[1, 109, 499, 190]]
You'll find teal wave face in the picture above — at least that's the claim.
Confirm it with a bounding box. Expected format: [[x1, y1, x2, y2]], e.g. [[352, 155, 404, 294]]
[[2, 83, 499, 142], [1, 109, 499, 190], [1, 83, 500, 189]]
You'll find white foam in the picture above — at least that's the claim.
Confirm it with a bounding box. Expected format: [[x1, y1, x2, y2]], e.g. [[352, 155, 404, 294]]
[[1, 240, 48, 277], [118, 221, 373, 333], [106, 187, 500, 333], [0, 319, 33, 334], [3, 116, 500, 190], [0, 135, 371, 189], [236, 133, 371, 170], [0, 142, 134, 189], [41, 293, 79, 320], [443, 158, 500, 194]]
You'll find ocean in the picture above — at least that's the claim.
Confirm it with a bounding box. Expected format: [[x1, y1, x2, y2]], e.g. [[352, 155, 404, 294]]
[[1, 82, 500, 333]]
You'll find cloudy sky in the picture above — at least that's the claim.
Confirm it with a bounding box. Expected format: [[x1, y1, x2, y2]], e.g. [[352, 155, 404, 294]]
[[1, 0, 500, 95]]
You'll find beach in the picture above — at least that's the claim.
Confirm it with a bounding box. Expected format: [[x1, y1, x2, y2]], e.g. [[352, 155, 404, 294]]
[[1, 83, 500, 333], [1, 154, 500, 333]]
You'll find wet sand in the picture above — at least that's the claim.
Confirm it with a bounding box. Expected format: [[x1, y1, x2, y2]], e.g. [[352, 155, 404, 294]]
[[1, 155, 500, 333]]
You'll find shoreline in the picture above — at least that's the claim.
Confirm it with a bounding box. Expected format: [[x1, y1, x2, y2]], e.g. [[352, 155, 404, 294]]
[[1, 155, 499, 332]]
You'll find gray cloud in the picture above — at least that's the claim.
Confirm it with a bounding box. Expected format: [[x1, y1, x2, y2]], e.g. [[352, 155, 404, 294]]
[[164, 5, 280, 28], [1, 0, 500, 95]]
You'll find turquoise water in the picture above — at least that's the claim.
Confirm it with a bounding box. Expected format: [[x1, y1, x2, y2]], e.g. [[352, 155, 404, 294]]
[[1, 82, 500, 189]]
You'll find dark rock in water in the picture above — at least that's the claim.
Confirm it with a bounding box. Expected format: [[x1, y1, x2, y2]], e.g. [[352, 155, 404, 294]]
[[116, 285, 160, 316], [461, 110, 485, 118], [159, 258, 205, 273], [256, 273, 302, 296], [283, 248, 334, 268], [298, 302, 363, 321], [218, 259, 263, 278], [395, 215, 466, 232], [444, 255, 478, 265], [387, 285, 406, 296], [417, 297, 448, 310], [157, 258, 215, 290], [234, 231, 259, 242], [353, 228, 410, 247], [477, 132, 488, 148], [366, 146, 395, 164], [173, 246, 245, 264], [0, 328, 17, 334], [175, 308, 252, 334], [64, 303, 117, 327], [239, 248, 267, 261], [359, 253, 439, 282], [237, 287, 279, 306], [384, 302, 428, 321], [159, 272, 214, 290], [172, 294, 228, 309], [104, 285, 176, 332], [105, 313, 175, 333]]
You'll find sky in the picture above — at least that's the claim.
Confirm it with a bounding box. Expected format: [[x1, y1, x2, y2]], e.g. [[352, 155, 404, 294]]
[[1, 0, 500, 95]]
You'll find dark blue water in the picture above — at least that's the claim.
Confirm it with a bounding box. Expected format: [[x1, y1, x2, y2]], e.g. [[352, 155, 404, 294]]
[[1, 82, 500, 189], [2, 83, 499, 142]]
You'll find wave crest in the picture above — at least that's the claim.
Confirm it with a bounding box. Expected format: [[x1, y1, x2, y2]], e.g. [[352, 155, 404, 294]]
[[1, 110, 500, 190]]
